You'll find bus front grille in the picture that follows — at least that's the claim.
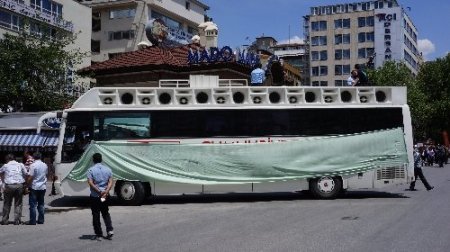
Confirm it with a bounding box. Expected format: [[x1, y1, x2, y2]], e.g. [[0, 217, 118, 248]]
[[376, 166, 406, 180]]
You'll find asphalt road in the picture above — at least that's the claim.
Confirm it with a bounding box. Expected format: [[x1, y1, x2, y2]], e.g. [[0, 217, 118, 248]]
[[1, 163, 449, 252]]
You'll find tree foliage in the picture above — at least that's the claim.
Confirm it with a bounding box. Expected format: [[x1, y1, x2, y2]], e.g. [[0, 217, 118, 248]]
[[0, 30, 85, 112], [367, 56, 450, 142], [413, 54, 450, 141], [367, 60, 414, 86]]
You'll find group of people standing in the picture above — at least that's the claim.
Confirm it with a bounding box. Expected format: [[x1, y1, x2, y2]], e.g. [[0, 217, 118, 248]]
[[0, 152, 48, 225], [420, 144, 449, 168], [0, 152, 115, 241], [347, 64, 369, 86], [250, 62, 369, 86]]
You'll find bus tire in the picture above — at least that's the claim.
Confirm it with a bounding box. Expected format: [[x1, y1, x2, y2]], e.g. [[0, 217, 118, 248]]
[[116, 181, 146, 205], [309, 176, 342, 199]]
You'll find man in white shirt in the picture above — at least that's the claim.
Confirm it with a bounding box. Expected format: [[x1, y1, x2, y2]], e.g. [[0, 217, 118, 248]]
[[0, 154, 28, 225], [347, 70, 359, 86], [251, 63, 266, 86], [27, 152, 48, 225]]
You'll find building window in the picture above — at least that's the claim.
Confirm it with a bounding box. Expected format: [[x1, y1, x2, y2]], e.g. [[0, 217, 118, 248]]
[[335, 49, 350, 60], [311, 36, 327, 46], [31, 0, 62, 17], [334, 18, 350, 29], [358, 48, 374, 59], [320, 50, 327, 61], [151, 10, 182, 30], [0, 10, 23, 31], [108, 30, 135, 41], [92, 12, 101, 32], [343, 34, 350, 44], [312, 81, 320, 86], [185, 1, 190, 10], [358, 32, 366, 43], [311, 51, 319, 61], [311, 20, 327, 31], [335, 34, 350, 45], [358, 48, 365, 58], [320, 66, 328, 76], [368, 16, 374, 26], [312, 67, 319, 77], [335, 65, 350, 76], [108, 52, 124, 59], [30, 22, 42, 36], [335, 34, 342, 45], [358, 17, 366, 27], [358, 16, 375, 27], [335, 80, 346, 86], [366, 32, 375, 42], [358, 32, 375, 43], [188, 26, 197, 35], [91, 40, 100, 53], [110, 8, 136, 19], [343, 49, 350, 59], [320, 81, 328, 86]]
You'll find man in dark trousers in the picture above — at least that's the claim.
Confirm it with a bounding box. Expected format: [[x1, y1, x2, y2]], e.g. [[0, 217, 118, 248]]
[[27, 152, 48, 225], [87, 153, 114, 241], [354, 64, 368, 86], [410, 146, 434, 191], [0, 154, 28, 225]]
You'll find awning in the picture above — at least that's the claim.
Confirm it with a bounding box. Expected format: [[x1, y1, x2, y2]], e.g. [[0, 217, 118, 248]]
[[0, 131, 59, 152]]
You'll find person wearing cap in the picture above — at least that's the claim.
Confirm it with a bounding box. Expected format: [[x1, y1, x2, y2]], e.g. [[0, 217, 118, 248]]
[[27, 152, 48, 225], [87, 153, 114, 241], [0, 153, 28, 225], [409, 146, 434, 191]]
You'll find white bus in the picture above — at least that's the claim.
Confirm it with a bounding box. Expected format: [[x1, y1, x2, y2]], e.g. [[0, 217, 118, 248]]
[[38, 79, 414, 205]]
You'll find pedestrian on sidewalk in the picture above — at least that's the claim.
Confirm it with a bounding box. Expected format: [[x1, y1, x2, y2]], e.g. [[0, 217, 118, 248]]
[[87, 153, 114, 241], [0, 154, 28, 225], [410, 146, 434, 191], [27, 152, 48, 225]]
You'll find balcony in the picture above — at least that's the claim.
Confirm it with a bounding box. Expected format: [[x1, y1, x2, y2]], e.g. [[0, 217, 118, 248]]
[[0, 0, 73, 32]]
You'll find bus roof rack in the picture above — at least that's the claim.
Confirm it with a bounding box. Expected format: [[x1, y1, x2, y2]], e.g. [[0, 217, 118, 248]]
[[70, 85, 407, 110]]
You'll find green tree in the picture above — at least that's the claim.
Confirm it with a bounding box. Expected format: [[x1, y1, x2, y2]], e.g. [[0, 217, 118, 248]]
[[0, 30, 85, 112], [413, 54, 450, 142], [367, 60, 414, 86]]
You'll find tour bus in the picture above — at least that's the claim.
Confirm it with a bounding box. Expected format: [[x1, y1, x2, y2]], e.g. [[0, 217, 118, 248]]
[[38, 77, 414, 205]]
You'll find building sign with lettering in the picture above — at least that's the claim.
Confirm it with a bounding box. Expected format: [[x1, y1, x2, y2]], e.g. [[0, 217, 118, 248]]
[[236, 50, 260, 68], [188, 46, 234, 64], [376, 13, 397, 60], [374, 8, 402, 68], [187, 47, 262, 68]]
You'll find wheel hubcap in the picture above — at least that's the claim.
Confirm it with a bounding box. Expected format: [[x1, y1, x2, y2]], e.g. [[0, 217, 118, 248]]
[[120, 182, 136, 200], [317, 177, 335, 193]]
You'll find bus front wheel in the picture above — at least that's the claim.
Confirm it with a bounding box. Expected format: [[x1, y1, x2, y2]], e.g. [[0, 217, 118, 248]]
[[116, 181, 146, 205], [309, 176, 342, 199]]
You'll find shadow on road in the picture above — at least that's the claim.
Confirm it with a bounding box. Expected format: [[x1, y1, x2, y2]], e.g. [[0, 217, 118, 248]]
[[79, 234, 97, 240], [48, 190, 408, 208]]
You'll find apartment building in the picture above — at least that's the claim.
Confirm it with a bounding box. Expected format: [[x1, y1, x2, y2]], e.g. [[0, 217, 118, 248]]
[[272, 42, 309, 85], [0, 0, 92, 95], [78, 0, 209, 62], [303, 0, 419, 86]]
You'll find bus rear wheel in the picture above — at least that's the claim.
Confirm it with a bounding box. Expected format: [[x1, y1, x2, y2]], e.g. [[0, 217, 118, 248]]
[[309, 176, 342, 199], [116, 181, 146, 205]]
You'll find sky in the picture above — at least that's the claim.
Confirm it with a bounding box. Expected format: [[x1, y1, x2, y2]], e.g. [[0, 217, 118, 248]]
[[202, 0, 450, 61]]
